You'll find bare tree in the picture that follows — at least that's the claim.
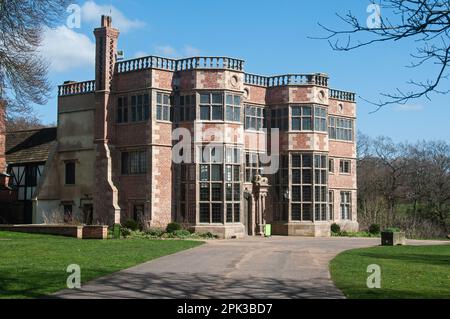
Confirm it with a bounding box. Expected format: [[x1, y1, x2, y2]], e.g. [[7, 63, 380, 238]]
[[6, 115, 45, 131], [318, 0, 450, 109], [0, 0, 71, 119]]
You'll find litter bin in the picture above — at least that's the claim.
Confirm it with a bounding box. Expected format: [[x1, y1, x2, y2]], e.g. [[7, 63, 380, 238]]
[[264, 224, 272, 237]]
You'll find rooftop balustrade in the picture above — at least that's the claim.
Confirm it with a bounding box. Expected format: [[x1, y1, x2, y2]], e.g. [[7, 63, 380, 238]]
[[116, 56, 244, 73], [329, 89, 356, 102], [58, 80, 95, 97], [58, 56, 355, 97]]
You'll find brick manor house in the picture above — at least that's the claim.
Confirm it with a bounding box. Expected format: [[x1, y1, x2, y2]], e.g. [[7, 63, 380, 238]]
[[0, 16, 358, 237]]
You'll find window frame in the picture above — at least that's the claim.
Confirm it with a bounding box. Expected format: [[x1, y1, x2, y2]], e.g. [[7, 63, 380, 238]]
[[339, 159, 351, 174], [199, 92, 224, 121], [121, 150, 148, 175], [340, 191, 352, 220], [244, 104, 265, 131], [65, 161, 76, 185], [225, 94, 241, 122], [156, 92, 172, 122], [328, 116, 354, 141]]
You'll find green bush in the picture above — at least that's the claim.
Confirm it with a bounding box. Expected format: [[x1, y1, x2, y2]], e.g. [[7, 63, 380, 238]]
[[331, 223, 341, 234], [122, 219, 139, 231], [166, 222, 182, 233], [368, 224, 381, 234], [199, 232, 217, 239], [383, 227, 401, 233], [121, 227, 131, 237], [173, 230, 191, 238], [144, 228, 165, 237]]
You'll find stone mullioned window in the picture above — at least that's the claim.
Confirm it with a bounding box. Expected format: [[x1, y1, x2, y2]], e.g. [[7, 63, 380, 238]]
[[328, 116, 354, 141], [117, 94, 150, 123], [291, 105, 327, 132]]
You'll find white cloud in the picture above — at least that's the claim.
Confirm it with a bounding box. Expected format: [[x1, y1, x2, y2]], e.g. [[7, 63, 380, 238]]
[[395, 104, 423, 111], [81, 1, 145, 32], [133, 51, 149, 58], [182, 45, 201, 57], [155, 45, 177, 57], [39, 26, 95, 72], [152, 45, 201, 58]]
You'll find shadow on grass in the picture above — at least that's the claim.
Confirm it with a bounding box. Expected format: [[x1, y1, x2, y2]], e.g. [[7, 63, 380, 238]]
[[47, 271, 345, 299]]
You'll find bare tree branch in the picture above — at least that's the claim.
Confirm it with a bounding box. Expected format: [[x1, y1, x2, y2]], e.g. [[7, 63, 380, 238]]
[[0, 0, 71, 119], [313, 0, 450, 109]]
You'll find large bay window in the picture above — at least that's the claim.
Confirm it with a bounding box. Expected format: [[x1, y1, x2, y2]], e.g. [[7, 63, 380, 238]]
[[198, 145, 241, 224], [290, 153, 329, 221]]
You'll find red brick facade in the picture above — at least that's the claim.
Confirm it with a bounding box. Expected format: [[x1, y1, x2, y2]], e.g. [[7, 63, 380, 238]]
[[37, 16, 358, 237]]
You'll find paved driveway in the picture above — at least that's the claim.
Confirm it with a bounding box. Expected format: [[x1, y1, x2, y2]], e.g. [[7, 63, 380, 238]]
[[54, 236, 447, 299]]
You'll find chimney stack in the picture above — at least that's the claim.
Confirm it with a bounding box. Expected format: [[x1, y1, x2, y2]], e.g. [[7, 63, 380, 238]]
[[0, 99, 6, 174], [0, 99, 9, 189]]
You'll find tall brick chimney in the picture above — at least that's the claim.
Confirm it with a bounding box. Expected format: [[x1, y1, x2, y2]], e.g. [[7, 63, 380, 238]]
[[0, 99, 9, 188], [93, 15, 121, 225]]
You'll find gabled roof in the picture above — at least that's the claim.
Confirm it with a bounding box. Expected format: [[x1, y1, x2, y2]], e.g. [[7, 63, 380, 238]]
[[5, 127, 57, 164]]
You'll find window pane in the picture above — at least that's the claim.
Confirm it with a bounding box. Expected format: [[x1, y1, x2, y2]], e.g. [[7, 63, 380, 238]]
[[212, 94, 222, 104], [302, 118, 312, 130], [156, 105, 162, 120], [292, 106, 301, 116], [211, 183, 222, 201], [211, 164, 222, 181], [200, 106, 210, 120], [302, 186, 312, 201], [200, 165, 209, 181], [292, 118, 301, 130], [200, 183, 209, 201], [212, 106, 223, 120], [292, 204, 301, 220], [234, 107, 240, 122], [303, 204, 312, 220], [212, 204, 222, 223], [226, 106, 233, 121], [234, 204, 240, 222], [292, 186, 301, 201], [292, 154, 301, 168], [233, 183, 240, 200], [226, 183, 233, 201], [302, 106, 312, 116], [292, 169, 301, 184], [200, 203, 210, 223], [200, 94, 210, 104], [302, 154, 312, 167]]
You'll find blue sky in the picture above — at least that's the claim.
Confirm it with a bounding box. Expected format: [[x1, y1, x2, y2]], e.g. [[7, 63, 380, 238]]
[[38, 0, 450, 142]]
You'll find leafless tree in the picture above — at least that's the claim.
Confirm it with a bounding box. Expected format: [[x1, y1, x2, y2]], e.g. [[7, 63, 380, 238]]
[[0, 0, 71, 120], [357, 133, 449, 237], [5, 115, 45, 131], [318, 0, 450, 110]]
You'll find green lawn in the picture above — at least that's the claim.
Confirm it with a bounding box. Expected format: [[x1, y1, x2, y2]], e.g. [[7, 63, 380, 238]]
[[330, 245, 450, 299], [0, 231, 203, 298]]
